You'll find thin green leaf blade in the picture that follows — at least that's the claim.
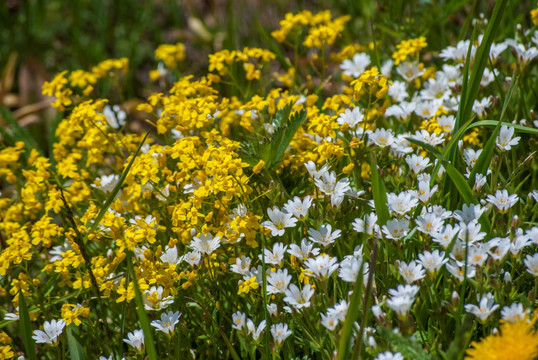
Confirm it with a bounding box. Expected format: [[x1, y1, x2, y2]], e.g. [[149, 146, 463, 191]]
[[369, 153, 390, 225], [67, 325, 86, 360], [18, 291, 37, 360]]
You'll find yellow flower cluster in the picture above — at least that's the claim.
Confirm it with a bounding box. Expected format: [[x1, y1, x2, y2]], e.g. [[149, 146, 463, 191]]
[[208, 47, 275, 80], [350, 67, 389, 101], [155, 42, 186, 69], [392, 36, 428, 65], [532, 5, 538, 25], [61, 303, 90, 326]]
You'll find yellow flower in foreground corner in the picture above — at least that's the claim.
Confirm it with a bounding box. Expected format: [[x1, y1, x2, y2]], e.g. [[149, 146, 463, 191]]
[[465, 315, 538, 360]]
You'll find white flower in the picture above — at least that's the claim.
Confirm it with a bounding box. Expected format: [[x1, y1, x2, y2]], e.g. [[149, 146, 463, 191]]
[[410, 129, 444, 146], [417, 178, 438, 203], [467, 244, 490, 267], [32, 319, 66, 344], [388, 81, 408, 102], [398, 260, 426, 283], [446, 260, 476, 281], [327, 300, 349, 321], [414, 100, 442, 119], [382, 219, 409, 240], [230, 255, 252, 275], [387, 191, 419, 215], [92, 174, 119, 193], [262, 206, 298, 237], [160, 246, 182, 265], [463, 148, 482, 169], [232, 311, 246, 330], [458, 220, 486, 243], [340, 52, 371, 77], [267, 269, 292, 294], [501, 303, 528, 323], [524, 253, 538, 276], [405, 154, 431, 174], [352, 213, 379, 236], [385, 101, 416, 120], [123, 329, 145, 351], [437, 115, 456, 133], [509, 230, 531, 255], [465, 292, 499, 322], [337, 107, 364, 129], [151, 311, 182, 335], [389, 284, 420, 298], [415, 213, 444, 235], [487, 237, 510, 261], [304, 254, 339, 279], [496, 125, 520, 151], [339, 255, 367, 283], [308, 224, 341, 247], [246, 319, 266, 340], [283, 196, 313, 219], [287, 239, 319, 261], [103, 104, 127, 129], [321, 312, 340, 331], [472, 97, 491, 117], [190, 233, 221, 255], [184, 251, 201, 266], [368, 128, 395, 148], [260, 242, 288, 266], [432, 224, 460, 248], [375, 351, 404, 360], [304, 161, 330, 179], [454, 203, 484, 223], [486, 190, 519, 213], [387, 295, 415, 318], [143, 286, 174, 311], [270, 323, 292, 344], [396, 60, 425, 81], [283, 284, 315, 309], [314, 171, 350, 207], [418, 250, 448, 274]]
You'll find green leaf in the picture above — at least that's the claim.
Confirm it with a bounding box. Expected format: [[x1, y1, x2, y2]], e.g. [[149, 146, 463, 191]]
[[127, 255, 158, 360], [82, 130, 150, 243], [18, 291, 37, 360], [273, 109, 306, 165], [369, 153, 390, 226], [67, 325, 86, 360], [376, 327, 434, 360], [468, 120, 538, 135]]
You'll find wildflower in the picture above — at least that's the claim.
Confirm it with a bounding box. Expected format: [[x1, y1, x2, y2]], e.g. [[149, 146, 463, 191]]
[[232, 311, 246, 330], [160, 246, 183, 265], [259, 242, 288, 266], [92, 174, 119, 193], [327, 300, 349, 321], [487, 237, 510, 261], [261, 206, 298, 236], [382, 218, 410, 240], [304, 254, 339, 279], [184, 251, 201, 266], [283, 196, 313, 219], [314, 171, 350, 207], [321, 312, 340, 331], [524, 253, 538, 276], [337, 107, 364, 129], [238, 276, 259, 295], [387, 295, 415, 318], [352, 213, 379, 236], [288, 239, 320, 261], [271, 323, 292, 344], [283, 284, 315, 309], [466, 317, 538, 360], [467, 244, 490, 267], [267, 268, 292, 294], [465, 293, 499, 322], [405, 154, 431, 174], [368, 128, 395, 148], [454, 203, 484, 223], [102, 104, 126, 129], [387, 191, 419, 215], [340, 53, 371, 78], [32, 319, 66, 344], [190, 233, 221, 255], [389, 284, 420, 298], [151, 311, 182, 335], [415, 213, 444, 235], [123, 329, 145, 352], [230, 256, 252, 275], [501, 303, 529, 323], [446, 260, 476, 281], [143, 286, 174, 311], [472, 97, 491, 117], [246, 319, 266, 340], [417, 250, 448, 274], [308, 224, 341, 247], [414, 100, 442, 119], [486, 190, 519, 213], [375, 351, 404, 360], [388, 80, 408, 102], [417, 177, 438, 203], [410, 129, 444, 146], [398, 260, 426, 283], [396, 60, 424, 81], [496, 125, 520, 151], [509, 230, 531, 255]]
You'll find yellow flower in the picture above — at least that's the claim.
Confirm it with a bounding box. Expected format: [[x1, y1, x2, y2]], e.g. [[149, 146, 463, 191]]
[[253, 160, 265, 174], [531, 5, 538, 25], [237, 276, 258, 295], [466, 316, 538, 360], [392, 36, 428, 65], [155, 42, 185, 69]]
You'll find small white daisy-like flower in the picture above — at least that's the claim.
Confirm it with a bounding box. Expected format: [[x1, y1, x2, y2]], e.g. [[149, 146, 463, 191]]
[[387, 295, 415, 318], [418, 250, 448, 274], [184, 251, 201, 266], [405, 154, 431, 174], [32, 319, 66, 344], [501, 303, 529, 323], [123, 329, 145, 351], [472, 97, 491, 117], [368, 128, 395, 148], [92, 174, 119, 193], [283, 284, 315, 310], [259, 242, 288, 266], [160, 246, 183, 265], [486, 189, 519, 213], [261, 206, 298, 237], [382, 218, 410, 240], [314, 171, 350, 207], [398, 260, 426, 283], [375, 351, 404, 360], [266, 268, 292, 294], [151, 311, 182, 335], [396, 60, 425, 81], [387, 191, 419, 215], [320, 312, 340, 331], [496, 125, 520, 151], [340, 52, 371, 77], [431, 224, 460, 248], [143, 286, 174, 311], [524, 253, 538, 276], [337, 107, 364, 129], [487, 237, 510, 261], [190, 233, 221, 255], [287, 239, 319, 261], [270, 323, 292, 344], [230, 255, 252, 275], [308, 224, 341, 247], [327, 300, 349, 321], [465, 292, 499, 322], [415, 212, 445, 235], [388, 80, 408, 102], [246, 319, 266, 340], [446, 260, 476, 282], [352, 212, 380, 236], [283, 196, 313, 219], [414, 100, 442, 119], [304, 254, 339, 279]]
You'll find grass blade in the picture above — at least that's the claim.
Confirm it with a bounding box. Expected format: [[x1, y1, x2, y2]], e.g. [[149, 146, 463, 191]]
[[18, 291, 37, 360], [67, 325, 86, 360], [82, 130, 150, 243], [369, 153, 390, 226], [127, 255, 158, 360]]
